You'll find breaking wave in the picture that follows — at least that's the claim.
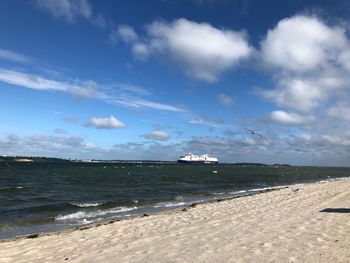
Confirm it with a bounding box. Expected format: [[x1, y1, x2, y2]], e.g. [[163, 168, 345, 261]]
[[55, 206, 138, 222]]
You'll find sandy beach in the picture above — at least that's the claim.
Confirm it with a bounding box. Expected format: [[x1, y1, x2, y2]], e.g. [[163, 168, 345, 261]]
[[1, 178, 349, 263]]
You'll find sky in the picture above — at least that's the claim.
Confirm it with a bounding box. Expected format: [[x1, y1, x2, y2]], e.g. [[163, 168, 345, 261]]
[[1, 0, 350, 166]]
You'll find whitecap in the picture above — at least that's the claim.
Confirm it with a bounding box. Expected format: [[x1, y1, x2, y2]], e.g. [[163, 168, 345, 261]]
[[56, 211, 87, 221], [153, 201, 187, 208], [71, 202, 104, 208], [55, 206, 138, 222]]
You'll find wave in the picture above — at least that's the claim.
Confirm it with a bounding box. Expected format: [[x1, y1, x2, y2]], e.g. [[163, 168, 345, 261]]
[[0, 186, 24, 192], [55, 206, 138, 222], [153, 201, 188, 208], [70, 202, 104, 208]]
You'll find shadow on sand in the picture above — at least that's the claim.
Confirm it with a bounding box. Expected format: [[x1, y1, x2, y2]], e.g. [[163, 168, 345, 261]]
[[320, 208, 350, 213]]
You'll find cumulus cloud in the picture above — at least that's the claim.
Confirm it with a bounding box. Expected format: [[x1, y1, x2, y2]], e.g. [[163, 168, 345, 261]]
[[258, 14, 350, 114], [143, 131, 170, 141], [217, 93, 234, 106], [86, 116, 125, 129], [0, 48, 32, 63], [270, 110, 314, 125], [121, 18, 252, 82], [258, 75, 344, 112], [261, 15, 347, 72]]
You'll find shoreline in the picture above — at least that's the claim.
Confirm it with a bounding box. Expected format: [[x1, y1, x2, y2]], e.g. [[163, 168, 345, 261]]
[[0, 176, 347, 242], [1, 177, 350, 262], [0, 184, 290, 242]]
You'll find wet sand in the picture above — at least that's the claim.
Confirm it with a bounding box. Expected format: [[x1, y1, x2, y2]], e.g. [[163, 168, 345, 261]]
[[1, 178, 350, 262]]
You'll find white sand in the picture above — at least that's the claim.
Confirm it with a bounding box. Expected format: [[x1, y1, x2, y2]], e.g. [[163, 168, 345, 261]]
[[1, 178, 350, 263]]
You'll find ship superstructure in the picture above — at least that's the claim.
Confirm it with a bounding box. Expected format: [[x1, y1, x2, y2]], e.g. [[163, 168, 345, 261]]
[[177, 153, 218, 164]]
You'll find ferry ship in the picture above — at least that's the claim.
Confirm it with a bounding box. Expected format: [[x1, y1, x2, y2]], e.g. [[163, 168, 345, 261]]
[[177, 153, 219, 164]]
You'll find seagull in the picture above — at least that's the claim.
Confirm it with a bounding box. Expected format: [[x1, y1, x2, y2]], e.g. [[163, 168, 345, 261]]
[[244, 128, 263, 138]]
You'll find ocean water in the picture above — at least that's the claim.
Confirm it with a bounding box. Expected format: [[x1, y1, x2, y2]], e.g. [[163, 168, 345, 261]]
[[1, 162, 350, 239]]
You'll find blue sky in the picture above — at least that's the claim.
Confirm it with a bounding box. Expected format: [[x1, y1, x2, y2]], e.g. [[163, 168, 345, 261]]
[[1, 0, 350, 165]]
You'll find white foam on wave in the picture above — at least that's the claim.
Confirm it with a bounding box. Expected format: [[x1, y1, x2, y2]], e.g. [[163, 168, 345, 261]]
[[318, 180, 328, 184], [327, 177, 349, 182], [55, 206, 138, 222], [153, 201, 187, 208], [71, 202, 104, 207]]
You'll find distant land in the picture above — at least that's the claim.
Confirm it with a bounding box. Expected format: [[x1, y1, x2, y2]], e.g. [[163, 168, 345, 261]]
[[0, 156, 291, 167]]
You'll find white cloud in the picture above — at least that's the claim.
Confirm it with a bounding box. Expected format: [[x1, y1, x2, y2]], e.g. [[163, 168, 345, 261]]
[[131, 42, 150, 59], [217, 93, 234, 106], [0, 133, 106, 158], [101, 85, 186, 112], [258, 76, 343, 112], [117, 84, 151, 96], [2, 129, 350, 165], [338, 49, 350, 72], [261, 15, 347, 72], [116, 99, 185, 112], [117, 25, 138, 43], [36, 0, 108, 29], [299, 133, 312, 141], [189, 118, 223, 127], [36, 0, 92, 22], [0, 68, 185, 112], [0, 68, 96, 97], [90, 14, 107, 28], [0, 48, 32, 63], [86, 116, 125, 129], [322, 134, 350, 146], [258, 14, 350, 114], [110, 25, 138, 45], [144, 131, 170, 141], [123, 18, 252, 82], [327, 105, 350, 121], [270, 110, 314, 125]]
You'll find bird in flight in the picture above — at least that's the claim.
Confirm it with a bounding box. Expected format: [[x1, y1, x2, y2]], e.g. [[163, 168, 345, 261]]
[[244, 128, 263, 138]]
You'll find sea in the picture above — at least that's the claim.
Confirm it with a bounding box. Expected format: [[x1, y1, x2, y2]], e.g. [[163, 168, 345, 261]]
[[1, 161, 350, 239]]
